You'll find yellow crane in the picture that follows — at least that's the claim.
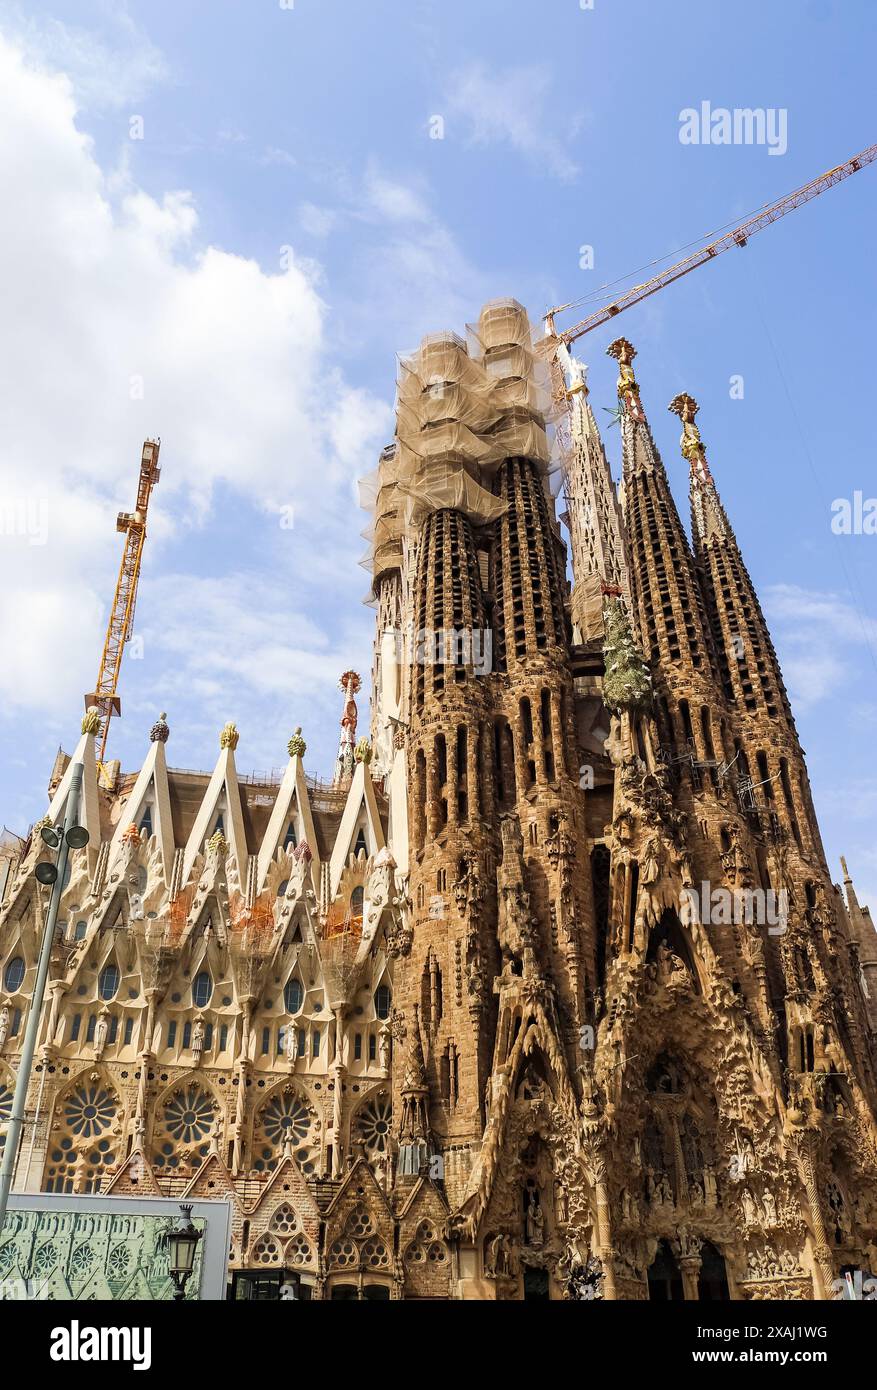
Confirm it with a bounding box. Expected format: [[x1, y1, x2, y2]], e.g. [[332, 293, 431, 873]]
[[86, 439, 161, 764], [542, 141, 876, 386]]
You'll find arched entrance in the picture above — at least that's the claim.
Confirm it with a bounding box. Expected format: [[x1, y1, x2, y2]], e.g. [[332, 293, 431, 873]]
[[647, 1239, 684, 1300], [697, 1241, 730, 1300]]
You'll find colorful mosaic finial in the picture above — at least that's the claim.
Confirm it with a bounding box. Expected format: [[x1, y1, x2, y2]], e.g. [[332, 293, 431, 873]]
[[150, 712, 170, 744], [669, 392, 710, 476], [606, 338, 645, 422], [207, 829, 228, 858], [82, 705, 100, 736], [287, 726, 307, 758], [219, 721, 239, 751], [354, 736, 373, 765]]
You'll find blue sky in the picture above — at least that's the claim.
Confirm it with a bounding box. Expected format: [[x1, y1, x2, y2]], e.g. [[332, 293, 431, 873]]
[[0, 0, 875, 902]]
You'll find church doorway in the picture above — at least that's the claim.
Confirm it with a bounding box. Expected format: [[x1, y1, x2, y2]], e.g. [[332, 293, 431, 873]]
[[647, 1240, 684, 1300]]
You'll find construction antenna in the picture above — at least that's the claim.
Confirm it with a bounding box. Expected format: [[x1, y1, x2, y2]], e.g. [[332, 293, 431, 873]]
[[86, 439, 161, 765]]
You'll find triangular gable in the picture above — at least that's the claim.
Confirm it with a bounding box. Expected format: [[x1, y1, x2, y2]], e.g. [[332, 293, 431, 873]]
[[323, 1155, 395, 1226], [257, 752, 321, 892], [246, 1153, 322, 1227], [104, 1147, 163, 1197], [328, 761, 386, 897], [397, 1175, 449, 1222], [181, 1150, 242, 1210], [107, 738, 174, 883], [45, 727, 101, 873], [182, 744, 248, 886]]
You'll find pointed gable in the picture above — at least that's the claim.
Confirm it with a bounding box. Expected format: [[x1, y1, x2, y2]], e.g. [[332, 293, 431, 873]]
[[104, 1148, 163, 1198], [329, 760, 386, 897], [107, 737, 174, 883], [182, 735, 248, 885], [257, 750, 321, 892], [45, 725, 102, 873]]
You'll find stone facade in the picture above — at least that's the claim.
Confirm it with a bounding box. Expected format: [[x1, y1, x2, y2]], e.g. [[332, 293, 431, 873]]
[[1, 300, 876, 1300]]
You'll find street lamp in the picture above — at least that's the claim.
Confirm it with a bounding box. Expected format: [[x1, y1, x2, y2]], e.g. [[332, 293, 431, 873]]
[[167, 1204, 203, 1301], [0, 764, 89, 1233]]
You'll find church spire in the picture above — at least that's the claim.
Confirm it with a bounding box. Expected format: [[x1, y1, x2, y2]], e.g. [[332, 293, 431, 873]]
[[557, 344, 630, 641], [671, 391, 795, 729], [607, 338, 718, 690]]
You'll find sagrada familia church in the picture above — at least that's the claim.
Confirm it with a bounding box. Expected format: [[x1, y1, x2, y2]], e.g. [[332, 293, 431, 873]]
[[1, 299, 876, 1300]]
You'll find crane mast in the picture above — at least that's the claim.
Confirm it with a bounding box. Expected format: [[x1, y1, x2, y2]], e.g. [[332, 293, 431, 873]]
[[86, 439, 161, 765]]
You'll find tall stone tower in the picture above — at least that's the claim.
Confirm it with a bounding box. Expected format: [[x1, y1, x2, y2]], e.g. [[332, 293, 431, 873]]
[[365, 303, 877, 1300]]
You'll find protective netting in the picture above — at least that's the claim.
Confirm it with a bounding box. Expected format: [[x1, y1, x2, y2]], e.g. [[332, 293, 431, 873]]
[[360, 300, 555, 588]]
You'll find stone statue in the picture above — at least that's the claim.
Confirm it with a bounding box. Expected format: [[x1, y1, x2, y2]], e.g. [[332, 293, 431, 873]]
[[192, 1014, 205, 1063], [94, 1006, 109, 1058], [0, 1002, 9, 1052], [379, 1021, 391, 1074]]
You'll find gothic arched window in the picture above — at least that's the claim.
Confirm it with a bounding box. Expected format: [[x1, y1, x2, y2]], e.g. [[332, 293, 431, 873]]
[[284, 978, 303, 1014], [98, 964, 120, 1000], [151, 1083, 218, 1173], [354, 1093, 392, 1156], [252, 1087, 317, 1174], [43, 1080, 119, 1194], [192, 970, 212, 1008], [3, 956, 24, 992], [374, 985, 391, 1020]]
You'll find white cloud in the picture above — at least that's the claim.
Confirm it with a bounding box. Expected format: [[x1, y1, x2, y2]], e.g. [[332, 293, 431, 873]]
[[260, 145, 296, 168], [0, 2, 168, 109], [298, 202, 337, 238], [443, 61, 582, 182], [0, 30, 390, 727], [765, 583, 877, 710], [364, 169, 431, 224]]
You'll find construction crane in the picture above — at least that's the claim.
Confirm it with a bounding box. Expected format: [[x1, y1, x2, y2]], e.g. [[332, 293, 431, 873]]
[[543, 141, 877, 354], [86, 439, 161, 764]]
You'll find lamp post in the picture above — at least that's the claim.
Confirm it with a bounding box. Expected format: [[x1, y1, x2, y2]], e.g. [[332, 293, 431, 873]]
[[166, 1204, 203, 1301], [0, 763, 88, 1233]]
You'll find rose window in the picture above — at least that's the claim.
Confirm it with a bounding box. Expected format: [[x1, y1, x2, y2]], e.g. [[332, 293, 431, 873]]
[[152, 1084, 217, 1170], [270, 1203, 299, 1236], [253, 1090, 317, 1174], [406, 1221, 447, 1266], [285, 1234, 313, 1267], [346, 1203, 375, 1238], [33, 1243, 58, 1277], [107, 1244, 131, 1279], [64, 1083, 116, 1138], [354, 1094, 392, 1155], [44, 1083, 119, 1192], [328, 1238, 358, 1268], [70, 1245, 95, 1280], [253, 1235, 282, 1266], [362, 1238, 391, 1268]]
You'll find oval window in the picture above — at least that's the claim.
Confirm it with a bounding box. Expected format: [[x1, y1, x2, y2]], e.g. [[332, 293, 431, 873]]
[[193, 971, 213, 1008], [3, 956, 25, 992], [284, 978, 303, 1014], [98, 964, 120, 1000]]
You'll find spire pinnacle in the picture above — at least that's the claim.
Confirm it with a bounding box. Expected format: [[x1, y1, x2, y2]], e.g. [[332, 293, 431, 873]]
[[668, 392, 711, 480], [334, 671, 361, 786], [606, 337, 645, 422]]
